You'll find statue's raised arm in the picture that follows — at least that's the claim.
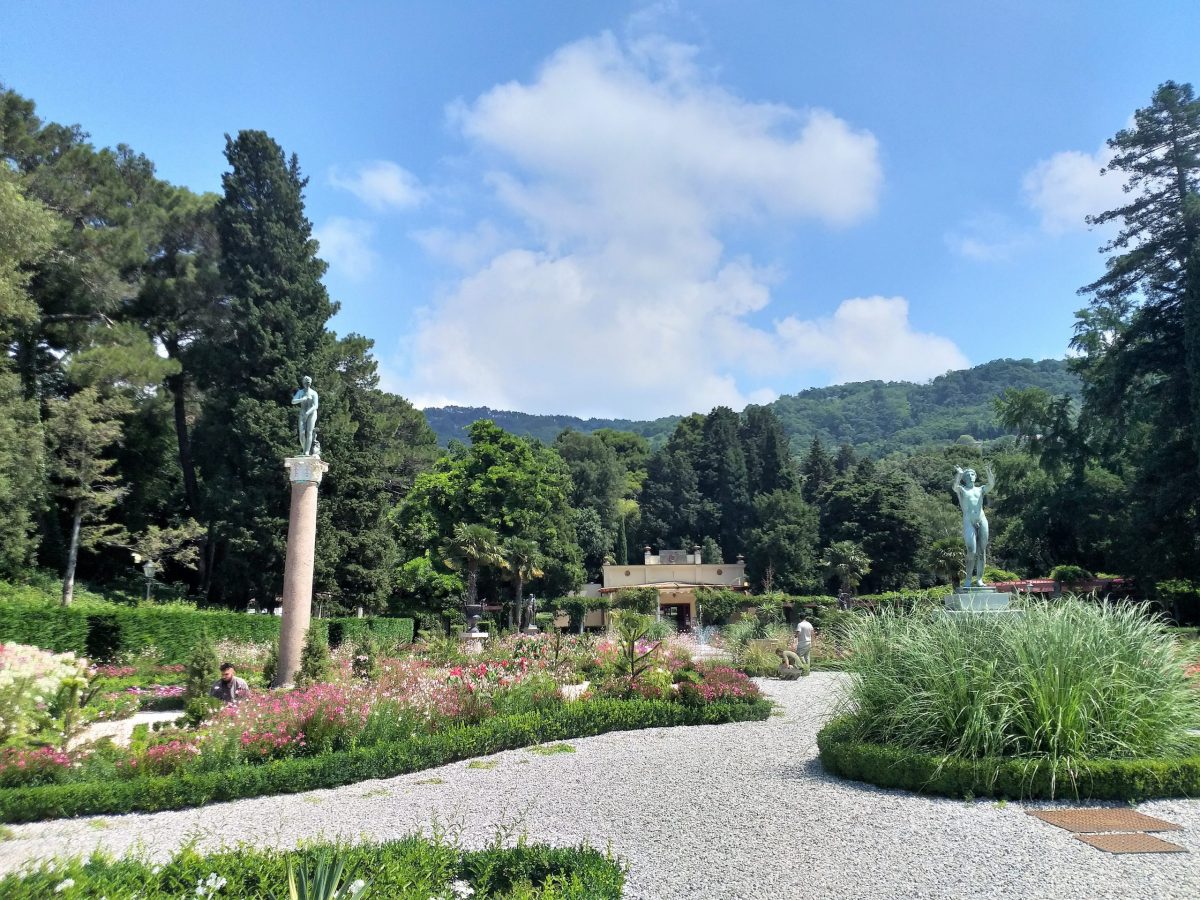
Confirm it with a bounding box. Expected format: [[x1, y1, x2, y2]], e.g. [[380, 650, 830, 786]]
[[981, 462, 996, 496], [951, 465, 965, 496]]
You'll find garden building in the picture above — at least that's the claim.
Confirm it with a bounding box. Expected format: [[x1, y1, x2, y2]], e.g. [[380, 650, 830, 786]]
[[598, 546, 748, 630]]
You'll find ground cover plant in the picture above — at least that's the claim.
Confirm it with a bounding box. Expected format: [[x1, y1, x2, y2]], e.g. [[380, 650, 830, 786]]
[[0, 835, 624, 898], [822, 598, 1200, 798], [0, 630, 767, 821]]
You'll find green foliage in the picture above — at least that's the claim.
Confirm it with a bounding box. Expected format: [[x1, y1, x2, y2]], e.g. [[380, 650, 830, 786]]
[[1049, 564, 1092, 583], [820, 541, 871, 593], [982, 565, 1021, 582], [695, 588, 748, 626], [0, 697, 770, 822], [0, 837, 624, 899], [350, 637, 383, 682], [611, 587, 658, 614], [612, 611, 657, 682], [296, 628, 333, 687], [842, 599, 1200, 777], [819, 716, 1200, 802], [183, 635, 218, 703]]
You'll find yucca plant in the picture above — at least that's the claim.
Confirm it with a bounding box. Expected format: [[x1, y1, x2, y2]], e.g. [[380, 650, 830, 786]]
[[284, 852, 368, 900]]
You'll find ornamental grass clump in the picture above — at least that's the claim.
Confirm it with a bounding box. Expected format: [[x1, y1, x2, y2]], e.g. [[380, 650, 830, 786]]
[[844, 598, 1200, 770]]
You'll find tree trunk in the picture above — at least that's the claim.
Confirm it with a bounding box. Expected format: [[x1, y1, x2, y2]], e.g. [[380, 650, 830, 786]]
[[166, 361, 207, 589], [514, 576, 525, 630], [61, 502, 82, 607]]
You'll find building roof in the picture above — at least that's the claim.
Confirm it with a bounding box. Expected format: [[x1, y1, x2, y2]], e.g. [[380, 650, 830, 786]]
[[599, 582, 749, 594]]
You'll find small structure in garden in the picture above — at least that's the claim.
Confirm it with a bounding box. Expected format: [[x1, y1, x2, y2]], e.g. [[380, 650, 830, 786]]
[[599, 545, 747, 629], [946, 463, 1010, 612], [276, 376, 330, 686], [460, 600, 490, 654]]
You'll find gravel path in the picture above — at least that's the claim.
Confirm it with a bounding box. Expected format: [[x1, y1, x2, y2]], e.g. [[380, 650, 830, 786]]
[[69, 711, 181, 749], [3, 674, 1198, 899]]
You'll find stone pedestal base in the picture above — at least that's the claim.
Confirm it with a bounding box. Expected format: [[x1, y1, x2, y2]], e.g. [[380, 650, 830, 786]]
[[945, 585, 1011, 612], [522, 625, 540, 636], [460, 630, 489, 656]]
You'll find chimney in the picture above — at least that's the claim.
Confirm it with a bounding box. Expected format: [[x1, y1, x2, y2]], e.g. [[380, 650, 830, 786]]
[[693, 544, 702, 565], [644, 545, 653, 565]]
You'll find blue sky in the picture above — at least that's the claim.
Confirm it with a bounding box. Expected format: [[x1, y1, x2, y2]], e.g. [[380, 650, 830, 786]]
[[4, 1, 1197, 418]]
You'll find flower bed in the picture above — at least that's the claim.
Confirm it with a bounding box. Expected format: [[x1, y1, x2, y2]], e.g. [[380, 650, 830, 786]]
[[0, 836, 623, 899], [0, 643, 88, 747], [0, 696, 771, 822]]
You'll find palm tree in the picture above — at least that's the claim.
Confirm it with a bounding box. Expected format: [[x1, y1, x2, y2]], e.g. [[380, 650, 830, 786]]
[[928, 537, 965, 587], [442, 523, 505, 608], [502, 537, 545, 629], [821, 540, 871, 594]]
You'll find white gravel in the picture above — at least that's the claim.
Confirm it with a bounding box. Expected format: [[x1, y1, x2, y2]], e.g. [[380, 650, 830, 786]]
[[68, 711, 181, 749], [3, 674, 1198, 899]]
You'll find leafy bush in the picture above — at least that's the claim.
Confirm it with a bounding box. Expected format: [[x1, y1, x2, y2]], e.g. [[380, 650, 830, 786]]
[[0, 643, 89, 747], [184, 636, 218, 703], [983, 566, 1022, 582], [0, 836, 624, 899], [841, 599, 1200, 776], [297, 629, 333, 687], [1049, 564, 1092, 583], [0, 697, 771, 821], [612, 587, 658, 614], [695, 588, 749, 626]]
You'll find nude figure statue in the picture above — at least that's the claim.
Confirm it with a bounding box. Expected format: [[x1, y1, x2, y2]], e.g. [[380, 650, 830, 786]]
[[951, 463, 994, 587]]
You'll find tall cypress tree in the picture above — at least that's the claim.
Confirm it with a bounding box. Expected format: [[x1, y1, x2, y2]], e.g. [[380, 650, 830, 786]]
[[697, 406, 751, 561], [196, 131, 336, 605]]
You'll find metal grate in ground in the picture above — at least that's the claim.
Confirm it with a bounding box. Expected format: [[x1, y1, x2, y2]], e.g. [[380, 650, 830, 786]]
[[1074, 833, 1188, 854], [1027, 808, 1183, 834]]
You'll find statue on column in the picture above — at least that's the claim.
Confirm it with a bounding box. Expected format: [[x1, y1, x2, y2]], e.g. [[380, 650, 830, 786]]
[[951, 464, 994, 586], [291, 376, 319, 457]]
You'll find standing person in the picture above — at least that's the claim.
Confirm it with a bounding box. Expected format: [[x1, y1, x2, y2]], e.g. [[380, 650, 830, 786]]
[[211, 663, 251, 703], [794, 613, 815, 670]]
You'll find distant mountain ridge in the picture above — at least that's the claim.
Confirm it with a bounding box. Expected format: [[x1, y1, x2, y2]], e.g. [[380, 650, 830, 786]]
[[421, 358, 1080, 455]]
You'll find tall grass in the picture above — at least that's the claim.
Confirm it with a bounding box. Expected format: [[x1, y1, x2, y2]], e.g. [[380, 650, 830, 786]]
[[843, 599, 1200, 771]]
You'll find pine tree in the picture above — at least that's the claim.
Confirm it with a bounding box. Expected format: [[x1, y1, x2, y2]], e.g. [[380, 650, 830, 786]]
[[800, 437, 835, 504], [196, 131, 337, 606], [697, 407, 751, 561]]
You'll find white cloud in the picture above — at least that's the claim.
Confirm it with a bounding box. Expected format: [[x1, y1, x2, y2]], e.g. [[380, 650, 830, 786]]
[[1022, 143, 1125, 234], [944, 214, 1033, 262], [315, 217, 376, 281], [399, 32, 958, 417], [330, 160, 424, 211], [411, 221, 516, 270], [775, 297, 968, 384]]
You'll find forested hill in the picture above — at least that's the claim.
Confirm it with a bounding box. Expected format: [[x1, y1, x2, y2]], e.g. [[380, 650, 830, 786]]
[[422, 358, 1079, 454]]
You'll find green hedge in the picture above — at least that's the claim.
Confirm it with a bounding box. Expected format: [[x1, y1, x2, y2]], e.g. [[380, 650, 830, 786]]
[[0, 595, 413, 663], [0, 697, 770, 822], [817, 714, 1200, 801], [325, 616, 414, 648], [0, 837, 623, 899]]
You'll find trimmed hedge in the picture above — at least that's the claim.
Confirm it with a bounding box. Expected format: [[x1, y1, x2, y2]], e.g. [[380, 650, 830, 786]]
[[0, 697, 771, 822], [817, 714, 1200, 801], [0, 836, 624, 899], [0, 595, 413, 663]]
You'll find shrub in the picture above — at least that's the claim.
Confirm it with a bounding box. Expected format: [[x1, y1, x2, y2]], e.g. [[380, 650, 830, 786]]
[[612, 587, 658, 615], [1049, 564, 1092, 584], [0, 837, 625, 899], [0, 643, 89, 747], [818, 715, 1200, 801], [695, 588, 748, 626], [841, 599, 1200, 775], [296, 629, 333, 687], [183, 635, 219, 703]]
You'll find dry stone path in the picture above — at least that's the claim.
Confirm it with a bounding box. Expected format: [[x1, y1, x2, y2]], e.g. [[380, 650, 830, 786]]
[[3, 674, 1198, 899]]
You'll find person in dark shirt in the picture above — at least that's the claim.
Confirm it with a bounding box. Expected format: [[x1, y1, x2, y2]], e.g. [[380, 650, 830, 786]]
[[210, 662, 251, 703]]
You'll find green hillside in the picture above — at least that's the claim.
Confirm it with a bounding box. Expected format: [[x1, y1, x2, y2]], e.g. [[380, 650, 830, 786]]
[[422, 358, 1079, 455]]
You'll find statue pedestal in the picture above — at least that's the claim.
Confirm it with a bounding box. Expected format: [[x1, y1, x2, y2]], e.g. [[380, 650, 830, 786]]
[[460, 630, 489, 656], [276, 455, 329, 687], [945, 585, 1012, 612]]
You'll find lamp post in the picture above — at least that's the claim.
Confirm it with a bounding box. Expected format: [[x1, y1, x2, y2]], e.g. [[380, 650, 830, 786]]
[[142, 559, 157, 603]]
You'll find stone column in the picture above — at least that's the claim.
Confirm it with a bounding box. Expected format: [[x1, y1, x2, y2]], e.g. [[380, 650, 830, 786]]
[[275, 456, 329, 687]]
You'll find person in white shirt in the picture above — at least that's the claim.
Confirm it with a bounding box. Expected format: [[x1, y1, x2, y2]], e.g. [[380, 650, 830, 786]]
[[794, 614, 815, 667]]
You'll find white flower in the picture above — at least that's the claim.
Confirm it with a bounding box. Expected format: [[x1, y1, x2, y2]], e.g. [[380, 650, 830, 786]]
[[348, 879, 367, 896], [450, 880, 475, 898], [54, 879, 75, 893]]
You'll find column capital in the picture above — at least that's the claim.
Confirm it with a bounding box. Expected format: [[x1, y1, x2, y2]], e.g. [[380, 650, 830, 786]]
[[284, 455, 329, 485]]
